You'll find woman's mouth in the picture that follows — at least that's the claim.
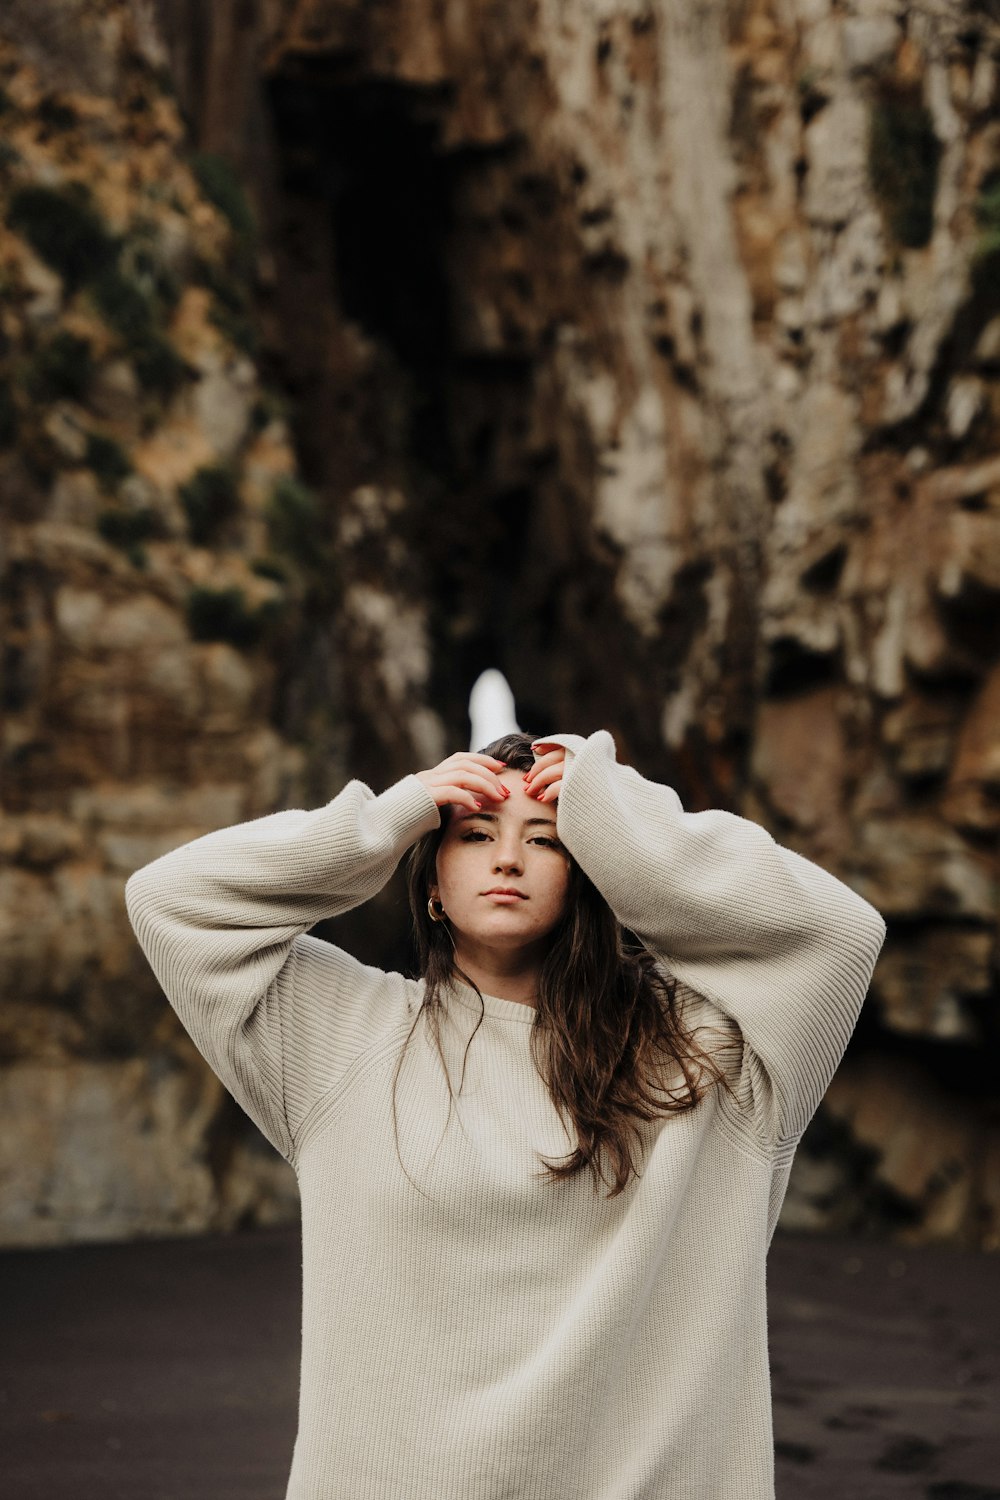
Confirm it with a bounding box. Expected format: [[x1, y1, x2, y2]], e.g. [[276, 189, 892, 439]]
[[482, 888, 527, 903]]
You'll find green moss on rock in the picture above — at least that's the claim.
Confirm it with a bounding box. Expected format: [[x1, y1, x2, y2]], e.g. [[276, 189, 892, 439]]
[[91, 265, 156, 342], [97, 506, 158, 548], [868, 91, 941, 250], [7, 181, 118, 290], [265, 475, 323, 565], [975, 174, 1000, 262], [22, 330, 94, 401], [178, 463, 240, 545], [190, 151, 257, 244], [131, 331, 187, 396], [185, 585, 281, 648], [86, 431, 132, 491]]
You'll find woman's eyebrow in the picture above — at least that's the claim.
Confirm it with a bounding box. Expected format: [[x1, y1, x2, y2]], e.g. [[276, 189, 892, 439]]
[[455, 810, 558, 829]]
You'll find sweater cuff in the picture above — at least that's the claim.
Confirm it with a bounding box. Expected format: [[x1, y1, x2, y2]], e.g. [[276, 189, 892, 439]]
[[530, 732, 591, 768], [531, 730, 616, 794], [365, 773, 441, 852]]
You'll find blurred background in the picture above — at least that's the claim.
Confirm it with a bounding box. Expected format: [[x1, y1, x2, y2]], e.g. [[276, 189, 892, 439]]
[[1, 0, 998, 1262]]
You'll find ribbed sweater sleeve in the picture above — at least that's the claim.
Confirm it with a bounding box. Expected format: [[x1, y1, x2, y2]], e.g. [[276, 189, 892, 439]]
[[124, 775, 441, 1162], [535, 730, 887, 1148]]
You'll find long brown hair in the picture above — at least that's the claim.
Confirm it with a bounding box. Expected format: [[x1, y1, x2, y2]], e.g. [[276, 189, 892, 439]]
[[394, 732, 730, 1198]]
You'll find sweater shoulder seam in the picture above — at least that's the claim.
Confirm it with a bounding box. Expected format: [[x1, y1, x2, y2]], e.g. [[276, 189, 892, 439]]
[[290, 1020, 415, 1169], [713, 1090, 777, 1166]]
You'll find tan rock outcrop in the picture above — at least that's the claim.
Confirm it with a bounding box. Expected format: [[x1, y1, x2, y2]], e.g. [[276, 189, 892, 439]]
[[2, 0, 997, 1246]]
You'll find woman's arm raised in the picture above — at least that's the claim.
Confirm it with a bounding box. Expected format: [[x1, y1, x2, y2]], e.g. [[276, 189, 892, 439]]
[[124, 775, 444, 1162], [527, 730, 887, 1149], [125, 753, 509, 1162]]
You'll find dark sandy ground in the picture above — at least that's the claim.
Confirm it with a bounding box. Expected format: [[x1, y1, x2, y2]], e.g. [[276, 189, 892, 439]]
[[1, 1226, 997, 1499]]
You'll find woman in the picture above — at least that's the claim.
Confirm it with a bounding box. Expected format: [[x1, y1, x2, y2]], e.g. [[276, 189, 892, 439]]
[[125, 727, 886, 1500]]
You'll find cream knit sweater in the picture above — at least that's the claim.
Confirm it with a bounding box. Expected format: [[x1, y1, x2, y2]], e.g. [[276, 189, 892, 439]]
[[124, 729, 886, 1500]]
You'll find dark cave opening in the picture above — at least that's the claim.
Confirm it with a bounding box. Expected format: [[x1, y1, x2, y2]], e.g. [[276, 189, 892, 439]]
[[266, 70, 456, 379], [264, 66, 467, 551], [264, 66, 539, 743]]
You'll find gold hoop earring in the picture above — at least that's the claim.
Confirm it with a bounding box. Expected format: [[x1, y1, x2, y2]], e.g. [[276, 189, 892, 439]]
[[427, 897, 447, 923]]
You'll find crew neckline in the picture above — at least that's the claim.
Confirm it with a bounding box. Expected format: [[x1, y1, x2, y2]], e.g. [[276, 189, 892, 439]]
[[445, 978, 537, 1025]]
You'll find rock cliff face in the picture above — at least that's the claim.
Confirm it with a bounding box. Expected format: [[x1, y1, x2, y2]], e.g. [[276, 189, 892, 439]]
[[2, 0, 997, 1247]]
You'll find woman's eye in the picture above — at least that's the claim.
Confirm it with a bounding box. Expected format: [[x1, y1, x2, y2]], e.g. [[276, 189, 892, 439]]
[[459, 831, 562, 851]]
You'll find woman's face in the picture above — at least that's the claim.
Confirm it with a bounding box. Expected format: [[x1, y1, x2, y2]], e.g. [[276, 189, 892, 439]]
[[431, 766, 572, 958]]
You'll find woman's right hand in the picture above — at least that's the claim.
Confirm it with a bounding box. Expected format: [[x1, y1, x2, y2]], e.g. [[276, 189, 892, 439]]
[[414, 753, 510, 811]]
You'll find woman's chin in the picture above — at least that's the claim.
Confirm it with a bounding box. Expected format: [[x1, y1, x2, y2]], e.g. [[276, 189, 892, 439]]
[[453, 920, 551, 956]]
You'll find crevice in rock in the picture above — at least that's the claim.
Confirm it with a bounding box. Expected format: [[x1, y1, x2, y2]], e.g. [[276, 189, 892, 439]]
[[267, 72, 457, 376], [763, 638, 841, 698], [262, 68, 543, 767]]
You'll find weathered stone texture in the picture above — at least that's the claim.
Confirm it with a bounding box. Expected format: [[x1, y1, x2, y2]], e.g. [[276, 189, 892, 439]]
[[2, 0, 998, 1246]]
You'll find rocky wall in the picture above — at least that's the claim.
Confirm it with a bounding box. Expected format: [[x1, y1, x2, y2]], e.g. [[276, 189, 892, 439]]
[[1, 0, 998, 1247], [0, 15, 309, 1241]]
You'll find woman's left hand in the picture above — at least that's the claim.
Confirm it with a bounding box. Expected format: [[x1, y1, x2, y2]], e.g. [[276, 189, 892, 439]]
[[524, 743, 566, 803]]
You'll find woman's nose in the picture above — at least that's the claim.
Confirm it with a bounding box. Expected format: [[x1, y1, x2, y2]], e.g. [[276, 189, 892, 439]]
[[493, 843, 523, 872]]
